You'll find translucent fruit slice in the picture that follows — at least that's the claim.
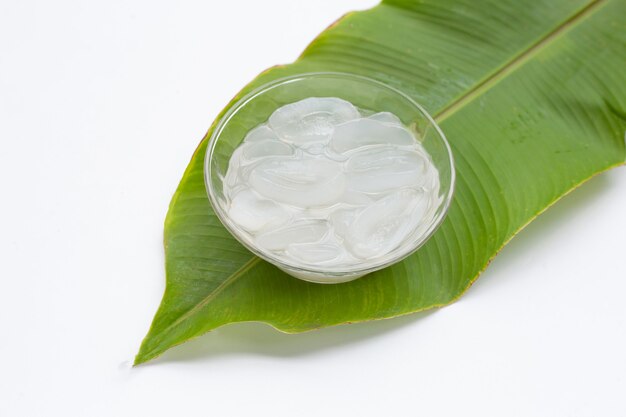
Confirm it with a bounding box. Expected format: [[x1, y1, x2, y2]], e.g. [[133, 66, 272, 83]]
[[367, 111, 402, 126], [223, 147, 242, 189], [286, 242, 343, 264], [256, 220, 330, 251], [345, 189, 430, 259], [240, 140, 293, 163], [329, 118, 415, 153], [329, 208, 360, 239], [228, 189, 290, 233], [244, 125, 280, 143], [341, 188, 374, 206], [223, 140, 292, 192], [269, 97, 360, 145], [346, 146, 429, 194], [249, 156, 346, 207]]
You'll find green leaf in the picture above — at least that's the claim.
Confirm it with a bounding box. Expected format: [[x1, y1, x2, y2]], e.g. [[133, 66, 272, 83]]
[[135, 0, 626, 365]]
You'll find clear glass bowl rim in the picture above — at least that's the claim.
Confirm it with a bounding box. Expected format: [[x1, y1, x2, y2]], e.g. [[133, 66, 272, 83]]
[[204, 71, 456, 278]]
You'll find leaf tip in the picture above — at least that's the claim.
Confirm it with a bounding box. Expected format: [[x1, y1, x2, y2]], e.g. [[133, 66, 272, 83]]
[[133, 333, 162, 366], [133, 347, 159, 366]]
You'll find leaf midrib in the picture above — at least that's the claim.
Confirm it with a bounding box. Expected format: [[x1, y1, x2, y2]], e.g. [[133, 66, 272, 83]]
[[434, 0, 606, 122], [152, 256, 262, 345], [148, 0, 608, 355]]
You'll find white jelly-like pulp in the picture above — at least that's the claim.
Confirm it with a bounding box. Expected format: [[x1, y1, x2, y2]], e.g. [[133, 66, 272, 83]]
[[220, 97, 441, 271]]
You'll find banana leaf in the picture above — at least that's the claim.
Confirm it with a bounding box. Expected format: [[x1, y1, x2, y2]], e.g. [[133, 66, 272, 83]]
[[135, 0, 626, 365]]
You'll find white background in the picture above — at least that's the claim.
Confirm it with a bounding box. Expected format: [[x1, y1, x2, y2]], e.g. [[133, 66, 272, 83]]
[[1, 1, 625, 416]]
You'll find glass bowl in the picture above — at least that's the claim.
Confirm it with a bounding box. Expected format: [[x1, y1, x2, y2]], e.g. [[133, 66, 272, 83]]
[[204, 72, 455, 284]]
